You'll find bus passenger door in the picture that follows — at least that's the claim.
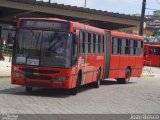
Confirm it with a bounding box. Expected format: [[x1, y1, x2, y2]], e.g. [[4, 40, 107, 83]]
[[104, 31, 111, 78], [70, 29, 79, 88]]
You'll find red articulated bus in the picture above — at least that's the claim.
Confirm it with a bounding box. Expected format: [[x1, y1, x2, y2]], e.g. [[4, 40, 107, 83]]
[[144, 43, 160, 67], [11, 18, 144, 95]]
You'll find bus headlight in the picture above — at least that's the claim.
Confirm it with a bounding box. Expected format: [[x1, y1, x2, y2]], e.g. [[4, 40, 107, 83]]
[[54, 76, 68, 81], [13, 72, 24, 78]]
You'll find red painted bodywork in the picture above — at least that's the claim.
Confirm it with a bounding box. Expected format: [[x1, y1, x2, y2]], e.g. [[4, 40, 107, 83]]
[[144, 43, 160, 67], [12, 18, 105, 89], [11, 18, 144, 90], [109, 31, 144, 78]]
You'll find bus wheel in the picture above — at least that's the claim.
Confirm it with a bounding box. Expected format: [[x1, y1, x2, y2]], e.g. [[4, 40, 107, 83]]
[[69, 74, 81, 95], [117, 69, 131, 84], [121, 69, 131, 84], [25, 87, 32, 92], [116, 78, 123, 84], [92, 70, 101, 88]]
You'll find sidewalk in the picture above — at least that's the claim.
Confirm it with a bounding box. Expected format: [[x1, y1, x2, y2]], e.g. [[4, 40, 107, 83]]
[[141, 66, 160, 78], [0, 56, 11, 78]]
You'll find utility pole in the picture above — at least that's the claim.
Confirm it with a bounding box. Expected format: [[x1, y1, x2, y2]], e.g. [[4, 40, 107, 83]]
[[139, 0, 146, 36], [84, 0, 86, 8]]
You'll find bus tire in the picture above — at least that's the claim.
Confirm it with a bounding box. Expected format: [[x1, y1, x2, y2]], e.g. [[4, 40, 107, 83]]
[[69, 87, 77, 95], [92, 69, 101, 88], [25, 87, 32, 92], [69, 74, 81, 95], [122, 69, 131, 84], [117, 68, 131, 84], [116, 78, 123, 84]]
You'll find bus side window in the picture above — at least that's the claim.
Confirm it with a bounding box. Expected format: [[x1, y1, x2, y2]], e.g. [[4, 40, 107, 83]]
[[93, 34, 96, 53], [95, 34, 98, 53], [98, 35, 101, 53], [80, 31, 83, 53], [112, 37, 119, 54], [134, 41, 137, 55], [80, 31, 85, 54], [141, 41, 143, 55], [137, 40, 142, 55], [121, 38, 126, 54], [88, 33, 91, 53], [130, 39, 134, 55], [149, 47, 160, 55], [90, 33, 93, 53], [85, 32, 88, 54], [149, 47, 153, 54], [126, 39, 129, 54], [101, 35, 104, 53]]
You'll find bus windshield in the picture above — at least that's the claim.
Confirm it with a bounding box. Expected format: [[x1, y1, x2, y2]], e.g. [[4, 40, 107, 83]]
[[149, 47, 160, 55], [14, 29, 72, 68]]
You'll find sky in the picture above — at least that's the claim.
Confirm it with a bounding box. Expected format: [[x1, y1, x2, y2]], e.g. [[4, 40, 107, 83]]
[[38, 0, 160, 15]]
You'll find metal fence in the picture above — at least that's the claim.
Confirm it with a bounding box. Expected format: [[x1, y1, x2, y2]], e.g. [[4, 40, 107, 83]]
[[143, 60, 152, 75]]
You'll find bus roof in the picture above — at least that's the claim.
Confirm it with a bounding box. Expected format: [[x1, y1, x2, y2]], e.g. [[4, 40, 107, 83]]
[[144, 43, 160, 48], [110, 31, 144, 40], [18, 18, 143, 38], [72, 22, 104, 34]]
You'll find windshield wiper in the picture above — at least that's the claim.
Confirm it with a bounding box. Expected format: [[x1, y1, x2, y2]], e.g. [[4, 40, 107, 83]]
[[48, 32, 59, 50]]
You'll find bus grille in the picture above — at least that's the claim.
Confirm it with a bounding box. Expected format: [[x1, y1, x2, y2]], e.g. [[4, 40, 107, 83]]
[[25, 74, 52, 80], [26, 82, 51, 88], [21, 68, 60, 74]]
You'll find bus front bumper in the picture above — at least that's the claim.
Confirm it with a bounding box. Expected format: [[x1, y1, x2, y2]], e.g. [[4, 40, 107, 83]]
[[11, 78, 70, 89]]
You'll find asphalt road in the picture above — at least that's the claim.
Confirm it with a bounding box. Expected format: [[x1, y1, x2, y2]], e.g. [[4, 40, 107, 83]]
[[0, 77, 160, 114]]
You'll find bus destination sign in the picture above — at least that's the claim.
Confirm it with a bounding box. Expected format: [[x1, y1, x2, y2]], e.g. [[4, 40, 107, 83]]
[[20, 20, 70, 31]]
